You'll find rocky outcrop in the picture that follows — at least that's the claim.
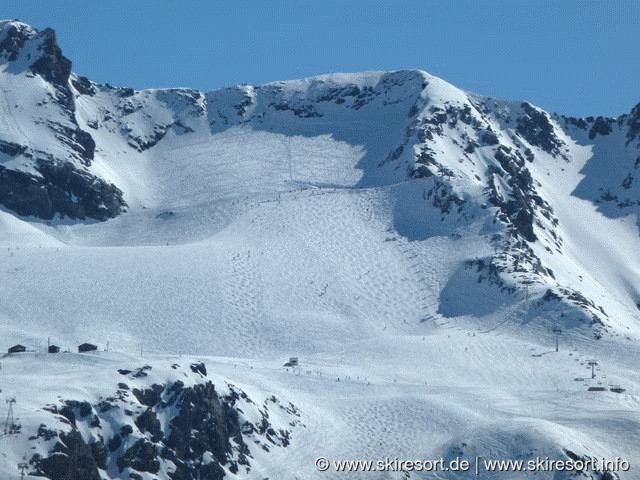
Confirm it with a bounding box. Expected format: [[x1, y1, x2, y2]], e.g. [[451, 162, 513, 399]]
[[29, 28, 72, 88], [28, 367, 302, 480], [33, 430, 102, 480], [0, 159, 126, 221], [163, 381, 246, 479], [0, 139, 27, 157], [626, 101, 640, 144], [0, 22, 29, 61], [487, 144, 556, 243], [588, 116, 613, 139], [516, 102, 566, 158]]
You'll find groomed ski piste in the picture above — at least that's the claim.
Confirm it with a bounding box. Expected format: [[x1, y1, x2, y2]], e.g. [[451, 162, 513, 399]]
[[1, 21, 640, 478]]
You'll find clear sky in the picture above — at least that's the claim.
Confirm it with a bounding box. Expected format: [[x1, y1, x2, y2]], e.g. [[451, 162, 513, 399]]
[[3, 0, 639, 117]]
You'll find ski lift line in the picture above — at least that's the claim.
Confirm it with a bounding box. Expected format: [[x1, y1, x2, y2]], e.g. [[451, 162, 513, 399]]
[[4, 397, 17, 436], [277, 136, 295, 182], [288, 177, 428, 192]]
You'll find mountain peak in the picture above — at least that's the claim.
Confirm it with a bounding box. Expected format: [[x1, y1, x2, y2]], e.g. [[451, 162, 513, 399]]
[[0, 20, 71, 86], [0, 21, 33, 62]]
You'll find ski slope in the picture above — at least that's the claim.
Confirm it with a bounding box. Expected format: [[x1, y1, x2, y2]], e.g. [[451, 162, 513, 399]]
[[2, 120, 639, 477]]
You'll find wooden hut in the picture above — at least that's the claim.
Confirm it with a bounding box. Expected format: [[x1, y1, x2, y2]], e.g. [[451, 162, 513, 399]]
[[78, 343, 97, 353]]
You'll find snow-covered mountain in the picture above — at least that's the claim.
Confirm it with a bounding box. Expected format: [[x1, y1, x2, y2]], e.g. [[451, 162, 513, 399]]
[[1, 20, 640, 480]]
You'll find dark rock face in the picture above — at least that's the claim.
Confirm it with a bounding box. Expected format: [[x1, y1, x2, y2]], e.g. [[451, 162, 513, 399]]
[[135, 408, 163, 443], [125, 123, 170, 151], [627, 102, 640, 144], [36, 424, 58, 441], [71, 75, 96, 96], [132, 383, 164, 407], [481, 129, 499, 146], [0, 160, 126, 221], [108, 434, 122, 452], [47, 122, 96, 165], [487, 145, 554, 243], [408, 102, 482, 178], [0, 139, 27, 156], [165, 382, 246, 479], [0, 23, 28, 61], [272, 101, 323, 118], [29, 374, 300, 480], [424, 180, 465, 216], [33, 430, 102, 480], [311, 84, 362, 104], [588, 116, 613, 139], [516, 102, 565, 157], [190, 362, 207, 376], [29, 28, 72, 86], [117, 439, 160, 474]]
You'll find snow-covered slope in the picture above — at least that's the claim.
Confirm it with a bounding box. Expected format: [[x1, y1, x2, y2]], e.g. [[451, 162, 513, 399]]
[[1, 20, 640, 480]]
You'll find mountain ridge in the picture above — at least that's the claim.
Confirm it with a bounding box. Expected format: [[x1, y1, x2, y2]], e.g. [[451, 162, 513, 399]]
[[2, 21, 640, 343]]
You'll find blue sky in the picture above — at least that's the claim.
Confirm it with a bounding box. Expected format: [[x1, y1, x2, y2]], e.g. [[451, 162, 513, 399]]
[[4, 0, 639, 117]]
